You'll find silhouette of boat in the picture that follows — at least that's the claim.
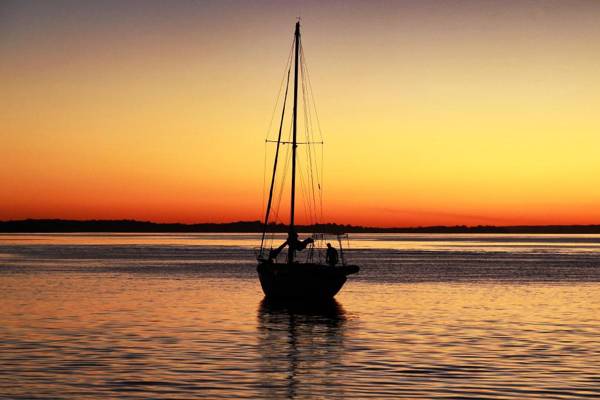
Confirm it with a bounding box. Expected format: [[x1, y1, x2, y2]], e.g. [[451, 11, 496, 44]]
[[257, 22, 359, 301]]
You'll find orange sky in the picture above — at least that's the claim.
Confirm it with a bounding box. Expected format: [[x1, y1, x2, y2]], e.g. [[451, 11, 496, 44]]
[[2, 1, 600, 227]]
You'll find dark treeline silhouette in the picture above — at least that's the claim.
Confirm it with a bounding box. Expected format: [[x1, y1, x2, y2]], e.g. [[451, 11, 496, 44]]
[[1, 219, 600, 234]]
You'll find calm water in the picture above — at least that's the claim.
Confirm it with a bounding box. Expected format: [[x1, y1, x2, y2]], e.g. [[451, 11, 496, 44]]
[[1, 233, 600, 399]]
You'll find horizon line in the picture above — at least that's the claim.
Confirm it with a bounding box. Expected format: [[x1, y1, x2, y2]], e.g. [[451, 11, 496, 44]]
[[2, 218, 600, 231]]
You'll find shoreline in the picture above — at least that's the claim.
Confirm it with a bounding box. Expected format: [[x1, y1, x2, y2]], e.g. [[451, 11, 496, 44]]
[[2, 219, 600, 234]]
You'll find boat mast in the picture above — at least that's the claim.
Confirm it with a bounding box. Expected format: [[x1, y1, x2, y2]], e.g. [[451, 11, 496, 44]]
[[259, 65, 291, 256], [289, 21, 300, 264]]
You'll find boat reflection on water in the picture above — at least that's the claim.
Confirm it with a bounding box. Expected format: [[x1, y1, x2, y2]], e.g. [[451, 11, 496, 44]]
[[257, 298, 348, 398]]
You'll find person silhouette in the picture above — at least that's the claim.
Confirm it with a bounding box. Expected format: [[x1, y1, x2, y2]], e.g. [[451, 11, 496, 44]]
[[326, 243, 339, 267], [268, 232, 314, 261]]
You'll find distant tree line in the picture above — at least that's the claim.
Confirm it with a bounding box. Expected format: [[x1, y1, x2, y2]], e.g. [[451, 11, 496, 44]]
[[1, 219, 600, 234]]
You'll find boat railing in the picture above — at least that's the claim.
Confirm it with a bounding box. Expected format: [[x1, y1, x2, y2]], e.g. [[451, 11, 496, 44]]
[[256, 232, 351, 266], [308, 232, 350, 266]]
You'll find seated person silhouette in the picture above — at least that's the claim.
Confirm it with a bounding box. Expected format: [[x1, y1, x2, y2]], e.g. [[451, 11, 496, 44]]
[[326, 243, 339, 267]]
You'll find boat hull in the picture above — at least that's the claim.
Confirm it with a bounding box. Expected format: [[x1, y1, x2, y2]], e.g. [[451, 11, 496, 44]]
[[257, 262, 359, 301]]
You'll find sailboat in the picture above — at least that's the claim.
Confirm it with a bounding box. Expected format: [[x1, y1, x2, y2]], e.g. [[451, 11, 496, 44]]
[[257, 22, 359, 301]]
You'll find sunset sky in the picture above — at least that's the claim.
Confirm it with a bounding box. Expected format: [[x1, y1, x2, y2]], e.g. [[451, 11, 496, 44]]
[[2, 0, 600, 227]]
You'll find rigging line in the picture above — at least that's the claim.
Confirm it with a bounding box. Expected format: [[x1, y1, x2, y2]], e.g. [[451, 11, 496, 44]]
[[302, 120, 318, 224], [299, 157, 316, 226], [299, 63, 311, 222], [303, 49, 325, 224], [267, 109, 293, 250], [296, 74, 316, 228], [313, 141, 323, 222], [260, 38, 294, 252], [264, 39, 295, 142], [303, 153, 318, 225], [300, 42, 324, 220], [299, 44, 320, 203], [304, 85, 323, 211], [268, 145, 289, 252], [272, 132, 292, 223], [271, 131, 290, 226], [300, 48, 319, 223], [271, 121, 293, 238], [270, 127, 291, 255], [261, 54, 290, 231], [303, 150, 317, 225], [261, 140, 267, 223], [320, 142, 324, 220], [260, 60, 293, 252], [299, 159, 315, 225], [301, 43, 324, 143], [297, 157, 311, 225], [301, 44, 316, 148]]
